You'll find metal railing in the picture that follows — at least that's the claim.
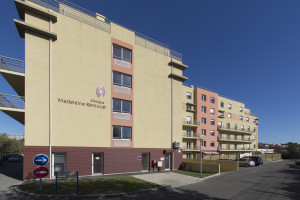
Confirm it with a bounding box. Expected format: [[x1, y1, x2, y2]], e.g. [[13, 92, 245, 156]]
[[0, 55, 25, 74], [28, 0, 183, 62], [182, 132, 201, 138], [0, 94, 25, 109], [218, 136, 254, 142], [183, 145, 200, 151], [244, 110, 258, 117], [218, 125, 255, 134], [183, 120, 200, 126], [218, 146, 254, 151]]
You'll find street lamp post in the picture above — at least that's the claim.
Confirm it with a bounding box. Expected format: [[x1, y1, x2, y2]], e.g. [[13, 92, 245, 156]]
[[199, 138, 204, 177]]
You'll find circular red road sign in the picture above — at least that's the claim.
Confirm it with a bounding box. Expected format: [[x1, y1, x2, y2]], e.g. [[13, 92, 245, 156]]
[[33, 167, 49, 178]]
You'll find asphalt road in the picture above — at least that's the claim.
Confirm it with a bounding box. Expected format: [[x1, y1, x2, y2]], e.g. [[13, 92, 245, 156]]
[[1, 160, 299, 200]]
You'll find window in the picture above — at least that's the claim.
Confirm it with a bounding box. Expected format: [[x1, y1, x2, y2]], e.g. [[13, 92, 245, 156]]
[[113, 71, 132, 88], [246, 117, 249, 122], [187, 153, 191, 159], [247, 126, 250, 132], [202, 129, 206, 136], [240, 107, 243, 112], [210, 119, 215, 125], [210, 97, 215, 104], [113, 126, 132, 139], [220, 101, 224, 107], [202, 106, 206, 113], [210, 108, 215, 114], [186, 92, 191, 99], [113, 45, 132, 62], [228, 113, 231, 118], [53, 153, 67, 177], [241, 125, 244, 131], [234, 124, 237, 130], [226, 123, 230, 129], [210, 130, 215, 136], [201, 141, 206, 147], [240, 116, 243, 121], [218, 121, 222, 127], [113, 99, 132, 114], [202, 94, 206, 101], [253, 127, 256, 132], [210, 141, 215, 147], [187, 104, 192, 110], [186, 129, 191, 137], [202, 118, 206, 124], [186, 116, 191, 124], [228, 104, 232, 109], [187, 141, 191, 149]]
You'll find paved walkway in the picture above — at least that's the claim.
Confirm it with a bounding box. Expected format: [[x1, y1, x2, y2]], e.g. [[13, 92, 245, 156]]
[[132, 172, 203, 187]]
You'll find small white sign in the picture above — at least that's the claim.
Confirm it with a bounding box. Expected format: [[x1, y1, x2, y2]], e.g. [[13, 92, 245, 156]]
[[160, 157, 165, 161], [157, 161, 163, 167]]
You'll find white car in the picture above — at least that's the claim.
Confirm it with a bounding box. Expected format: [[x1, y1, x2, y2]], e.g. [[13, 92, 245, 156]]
[[237, 158, 255, 167]]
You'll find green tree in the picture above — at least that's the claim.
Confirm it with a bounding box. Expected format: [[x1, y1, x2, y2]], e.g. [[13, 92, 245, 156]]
[[0, 133, 24, 156]]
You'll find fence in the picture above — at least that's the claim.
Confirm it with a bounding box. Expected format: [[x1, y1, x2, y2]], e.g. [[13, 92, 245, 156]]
[[0, 55, 25, 73], [0, 94, 25, 109], [252, 153, 282, 162]]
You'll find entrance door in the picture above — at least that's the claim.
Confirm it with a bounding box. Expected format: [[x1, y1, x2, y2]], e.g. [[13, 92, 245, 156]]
[[93, 153, 104, 174], [141, 153, 150, 171], [165, 153, 172, 170]]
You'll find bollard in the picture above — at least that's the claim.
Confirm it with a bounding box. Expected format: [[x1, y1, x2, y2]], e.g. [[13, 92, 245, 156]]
[[55, 172, 58, 194], [76, 171, 79, 194]]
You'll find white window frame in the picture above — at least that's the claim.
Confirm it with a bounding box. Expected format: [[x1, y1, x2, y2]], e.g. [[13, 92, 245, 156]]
[[186, 92, 191, 99], [228, 104, 232, 109], [210, 108, 215, 114], [228, 113, 231, 118], [112, 98, 132, 114], [113, 71, 132, 88], [113, 44, 132, 63], [112, 126, 132, 140]]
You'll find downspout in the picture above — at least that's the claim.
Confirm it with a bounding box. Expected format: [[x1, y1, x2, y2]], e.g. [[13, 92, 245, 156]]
[[49, 18, 53, 179], [171, 61, 173, 147]]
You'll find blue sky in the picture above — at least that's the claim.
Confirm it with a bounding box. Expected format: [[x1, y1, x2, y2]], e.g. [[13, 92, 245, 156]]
[[0, 0, 299, 144]]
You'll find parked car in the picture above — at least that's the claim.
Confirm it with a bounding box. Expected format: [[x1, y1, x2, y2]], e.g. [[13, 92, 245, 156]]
[[0, 156, 3, 165], [236, 158, 255, 167], [7, 154, 23, 162], [243, 156, 263, 166]]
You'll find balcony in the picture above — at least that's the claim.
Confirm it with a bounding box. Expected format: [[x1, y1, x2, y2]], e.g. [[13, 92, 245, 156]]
[[218, 125, 254, 135], [218, 112, 225, 118], [182, 132, 201, 139], [182, 120, 200, 128], [183, 145, 200, 151], [218, 136, 254, 143], [0, 93, 25, 124], [218, 146, 255, 152], [0, 55, 25, 96]]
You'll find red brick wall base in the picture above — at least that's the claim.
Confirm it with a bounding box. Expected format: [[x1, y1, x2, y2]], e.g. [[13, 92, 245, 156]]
[[23, 146, 183, 180]]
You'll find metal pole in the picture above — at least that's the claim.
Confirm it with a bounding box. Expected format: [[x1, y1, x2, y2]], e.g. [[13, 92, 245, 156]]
[[77, 171, 79, 194], [49, 19, 53, 179], [55, 172, 57, 194], [200, 140, 202, 177], [39, 178, 42, 192]]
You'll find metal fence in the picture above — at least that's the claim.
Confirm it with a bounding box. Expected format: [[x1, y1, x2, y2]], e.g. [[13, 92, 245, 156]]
[[0, 55, 25, 74], [218, 125, 255, 134], [183, 120, 200, 126], [0, 94, 25, 109], [27, 0, 183, 62]]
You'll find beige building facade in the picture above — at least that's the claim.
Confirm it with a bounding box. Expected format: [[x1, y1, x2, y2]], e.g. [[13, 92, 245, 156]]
[[0, 0, 259, 180]]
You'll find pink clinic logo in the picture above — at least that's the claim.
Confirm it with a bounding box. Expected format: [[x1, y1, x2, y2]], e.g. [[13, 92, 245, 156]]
[[96, 86, 105, 98]]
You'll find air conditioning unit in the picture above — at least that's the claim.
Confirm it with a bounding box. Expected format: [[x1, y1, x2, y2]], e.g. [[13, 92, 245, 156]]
[[173, 141, 182, 149]]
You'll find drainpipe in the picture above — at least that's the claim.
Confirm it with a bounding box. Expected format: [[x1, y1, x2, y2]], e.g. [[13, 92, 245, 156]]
[[171, 61, 173, 147], [49, 18, 53, 179]]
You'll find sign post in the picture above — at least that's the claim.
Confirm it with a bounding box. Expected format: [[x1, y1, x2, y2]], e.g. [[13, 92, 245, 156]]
[[33, 154, 49, 192]]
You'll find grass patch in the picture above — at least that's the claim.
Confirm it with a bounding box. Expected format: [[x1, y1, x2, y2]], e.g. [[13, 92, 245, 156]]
[[174, 170, 217, 178], [18, 176, 158, 195]]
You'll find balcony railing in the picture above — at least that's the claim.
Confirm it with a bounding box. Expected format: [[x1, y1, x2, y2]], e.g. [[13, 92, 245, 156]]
[[182, 120, 200, 126], [218, 146, 255, 151], [182, 132, 201, 139], [0, 94, 25, 109], [218, 125, 255, 134], [244, 110, 258, 117], [28, 0, 183, 62], [183, 145, 200, 151], [218, 136, 254, 142], [0, 55, 25, 74]]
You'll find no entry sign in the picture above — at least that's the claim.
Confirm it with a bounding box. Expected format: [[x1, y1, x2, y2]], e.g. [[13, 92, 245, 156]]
[[33, 167, 49, 178]]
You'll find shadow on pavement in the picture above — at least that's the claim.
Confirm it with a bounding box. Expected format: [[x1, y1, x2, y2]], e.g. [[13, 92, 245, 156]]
[[279, 167, 300, 200], [0, 186, 224, 200], [0, 161, 23, 180]]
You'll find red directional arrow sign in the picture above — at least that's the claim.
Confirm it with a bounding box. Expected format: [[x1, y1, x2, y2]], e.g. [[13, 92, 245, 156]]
[[33, 167, 49, 178]]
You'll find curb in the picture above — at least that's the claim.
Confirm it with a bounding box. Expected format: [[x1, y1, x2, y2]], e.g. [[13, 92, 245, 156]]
[[14, 185, 168, 199]]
